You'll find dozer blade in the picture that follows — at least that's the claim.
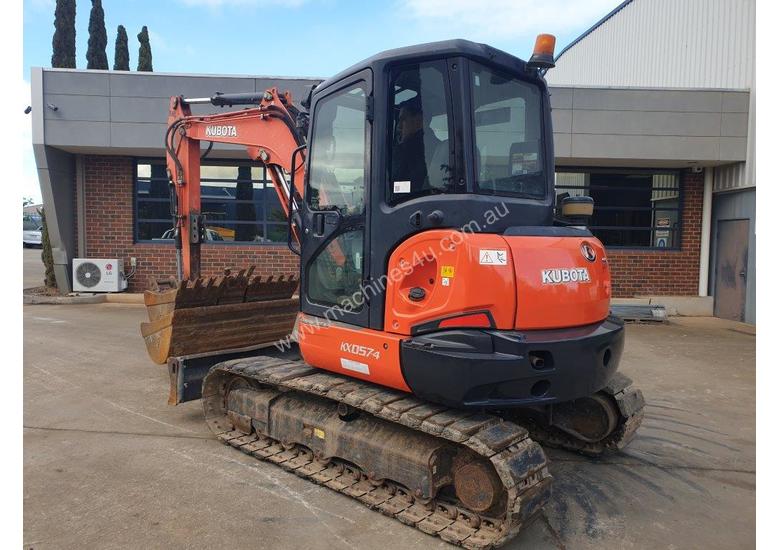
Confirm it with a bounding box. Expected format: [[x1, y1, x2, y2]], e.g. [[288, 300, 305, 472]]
[[140, 268, 299, 364]]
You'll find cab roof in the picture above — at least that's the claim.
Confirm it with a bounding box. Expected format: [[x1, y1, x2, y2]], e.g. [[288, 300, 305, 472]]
[[314, 39, 531, 95]]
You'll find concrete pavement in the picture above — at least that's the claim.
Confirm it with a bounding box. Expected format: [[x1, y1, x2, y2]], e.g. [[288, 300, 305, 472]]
[[23, 303, 755, 549]]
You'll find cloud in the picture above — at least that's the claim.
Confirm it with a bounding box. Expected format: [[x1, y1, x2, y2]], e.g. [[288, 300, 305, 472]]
[[147, 30, 170, 52], [397, 0, 622, 41]]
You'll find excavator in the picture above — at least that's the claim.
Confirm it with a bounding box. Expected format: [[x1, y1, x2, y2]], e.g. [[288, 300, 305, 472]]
[[140, 36, 645, 548]]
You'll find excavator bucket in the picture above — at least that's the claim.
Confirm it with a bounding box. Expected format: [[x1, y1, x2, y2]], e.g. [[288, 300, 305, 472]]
[[140, 267, 299, 364]]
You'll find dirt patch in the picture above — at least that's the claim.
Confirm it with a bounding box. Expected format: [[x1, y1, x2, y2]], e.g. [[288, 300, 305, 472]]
[[23, 286, 63, 297]]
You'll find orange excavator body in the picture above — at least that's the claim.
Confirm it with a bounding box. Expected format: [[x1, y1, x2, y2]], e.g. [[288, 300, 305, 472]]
[[144, 39, 625, 409], [143, 38, 646, 550]]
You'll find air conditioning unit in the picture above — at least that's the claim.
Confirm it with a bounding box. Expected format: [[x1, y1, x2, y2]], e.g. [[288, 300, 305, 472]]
[[72, 258, 128, 293]]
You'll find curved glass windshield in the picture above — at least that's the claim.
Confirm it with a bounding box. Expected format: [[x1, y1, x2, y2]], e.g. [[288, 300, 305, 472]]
[[471, 62, 546, 199]]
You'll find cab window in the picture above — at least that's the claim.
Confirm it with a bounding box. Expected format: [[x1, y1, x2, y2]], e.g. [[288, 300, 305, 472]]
[[388, 61, 454, 204], [307, 85, 367, 216], [470, 62, 546, 199]]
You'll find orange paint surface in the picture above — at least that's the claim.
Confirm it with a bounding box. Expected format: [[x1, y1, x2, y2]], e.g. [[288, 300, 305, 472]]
[[383, 231, 517, 335], [509, 236, 611, 329], [383, 230, 611, 334], [297, 313, 411, 392]]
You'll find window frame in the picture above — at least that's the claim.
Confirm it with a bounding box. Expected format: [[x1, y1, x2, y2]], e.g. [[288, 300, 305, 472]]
[[133, 157, 288, 246], [466, 59, 550, 202], [554, 166, 685, 251], [305, 83, 370, 216], [302, 75, 372, 314], [385, 58, 458, 206]]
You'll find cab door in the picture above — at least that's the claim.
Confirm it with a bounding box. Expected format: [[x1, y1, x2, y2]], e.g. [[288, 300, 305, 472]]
[[300, 71, 372, 328]]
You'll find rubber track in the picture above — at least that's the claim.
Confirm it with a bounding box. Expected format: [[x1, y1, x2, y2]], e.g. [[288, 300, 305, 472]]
[[523, 372, 646, 456], [202, 356, 553, 549]]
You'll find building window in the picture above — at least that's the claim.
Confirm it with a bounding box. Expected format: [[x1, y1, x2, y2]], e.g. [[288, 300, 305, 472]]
[[555, 169, 682, 249], [134, 159, 288, 244]]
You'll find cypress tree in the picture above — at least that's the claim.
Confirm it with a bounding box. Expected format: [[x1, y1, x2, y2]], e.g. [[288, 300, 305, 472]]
[[51, 0, 76, 69], [137, 26, 153, 72], [113, 25, 130, 70], [39, 209, 58, 289], [86, 0, 108, 69]]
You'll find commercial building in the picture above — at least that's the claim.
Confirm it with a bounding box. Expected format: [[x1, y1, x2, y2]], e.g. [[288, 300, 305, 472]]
[[31, 0, 754, 322], [546, 0, 755, 322], [30, 70, 320, 292]]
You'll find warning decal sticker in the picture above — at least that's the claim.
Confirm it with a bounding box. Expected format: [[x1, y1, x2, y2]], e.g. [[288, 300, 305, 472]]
[[479, 249, 508, 266]]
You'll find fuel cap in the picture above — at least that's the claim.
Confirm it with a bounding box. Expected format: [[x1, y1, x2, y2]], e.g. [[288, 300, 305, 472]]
[[408, 287, 426, 302]]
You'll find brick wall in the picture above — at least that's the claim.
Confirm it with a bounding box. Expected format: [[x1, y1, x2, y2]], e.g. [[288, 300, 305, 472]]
[[81, 155, 704, 296], [83, 155, 299, 292], [607, 171, 703, 297]]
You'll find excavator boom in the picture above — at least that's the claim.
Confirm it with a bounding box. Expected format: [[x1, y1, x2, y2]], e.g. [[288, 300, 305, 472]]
[[165, 88, 305, 280]]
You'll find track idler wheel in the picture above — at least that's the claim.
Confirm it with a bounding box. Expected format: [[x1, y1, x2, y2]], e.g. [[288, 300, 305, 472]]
[[453, 459, 504, 513], [550, 393, 619, 443]]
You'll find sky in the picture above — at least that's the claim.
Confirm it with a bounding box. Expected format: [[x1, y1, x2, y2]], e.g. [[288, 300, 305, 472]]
[[21, 0, 623, 202]]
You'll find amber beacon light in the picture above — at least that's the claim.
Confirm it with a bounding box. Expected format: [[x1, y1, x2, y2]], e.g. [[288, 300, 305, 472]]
[[528, 33, 556, 69]]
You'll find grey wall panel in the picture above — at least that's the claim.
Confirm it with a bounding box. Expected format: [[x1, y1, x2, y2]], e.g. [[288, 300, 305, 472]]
[[45, 120, 110, 148], [572, 88, 725, 112], [109, 73, 257, 98], [35, 144, 77, 292], [553, 133, 571, 157], [43, 70, 110, 95], [110, 97, 170, 123], [43, 94, 110, 121], [721, 91, 750, 113], [572, 109, 723, 137], [40, 70, 751, 165], [30, 68, 45, 145], [708, 188, 755, 324], [551, 109, 572, 133], [549, 87, 573, 109], [719, 137, 748, 161], [570, 133, 720, 161], [109, 122, 167, 149], [720, 112, 749, 137]]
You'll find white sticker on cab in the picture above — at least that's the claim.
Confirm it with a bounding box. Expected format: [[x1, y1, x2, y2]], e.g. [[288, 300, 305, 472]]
[[479, 249, 508, 266], [393, 181, 411, 193], [340, 357, 370, 375]]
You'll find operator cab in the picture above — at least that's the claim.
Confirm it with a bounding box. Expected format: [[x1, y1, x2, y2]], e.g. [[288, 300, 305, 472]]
[[301, 39, 559, 330]]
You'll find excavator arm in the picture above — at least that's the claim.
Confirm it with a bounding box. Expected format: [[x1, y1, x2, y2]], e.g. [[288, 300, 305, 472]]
[[165, 88, 306, 280], [140, 88, 310, 366]]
